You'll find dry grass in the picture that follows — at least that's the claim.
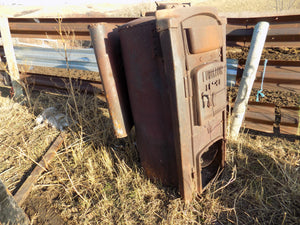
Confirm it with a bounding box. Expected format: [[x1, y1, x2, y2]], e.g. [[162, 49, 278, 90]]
[[0, 91, 59, 194], [0, 84, 299, 224]]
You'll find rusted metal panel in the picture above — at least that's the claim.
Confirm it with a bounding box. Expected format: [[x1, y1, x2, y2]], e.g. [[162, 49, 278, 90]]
[[5, 14, 300, 46], [253, 82, 300, 93], [226, 15, 300, 47], [20, 72, 104, 94], [89, 23, 133, 138], [226, 23, 300, 41], [226, 41, 300, 47], [8, 17, 136, 40], [280, 107, 299, 135], [244, 102, 275, 133], [231, 102, 299, 135], [254, 65, 300, 93], [119, 17, 179, 186], [119, 7, 226, 201], [227, 15, 300, 25], [235, 60, 300, 93], [243, 121, 275, 133]]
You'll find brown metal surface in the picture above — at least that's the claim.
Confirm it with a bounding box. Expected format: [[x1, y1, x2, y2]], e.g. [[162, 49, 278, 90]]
[[14, 132, 66, 206], [8, 17, 136, 40], [226, 15, 300, 47], [5, 14, 300, 46], [226, 41, 300, 47], [119, 16, 179, 187], [244, 102, 275, 133], [280, 107, 299, 135], [226, 23, 300, 43], [157, 6, 227, 200], [227, 15, 300, 25], [237, 60, 300, 93], [243, 121, 275, 133], [89, 23, 133, 138], [20, 72, 104, 94], [239, 102, 299, 136], [119, 7, 226, 201]]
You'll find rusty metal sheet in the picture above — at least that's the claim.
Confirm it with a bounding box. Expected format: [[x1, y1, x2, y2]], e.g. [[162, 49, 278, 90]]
[[8, 17, 136, 40], [244, 102, 275, 133], [89, 23, 133, 138], [226, 23, 300, 39], [255, 65, 300, 92], [243, 121, 275, 133], [20, 73, 104, 94], [233, 102, 299, 135], [236, 60, 300, 93], [119, 16, 179, 186], [227, 41, 300, 48], [253, 82, 300, 93], [6, 14, 300, 46], [226, 15, 300, 47], [280, 107, 299, 135], [227, 15, 300, 25]]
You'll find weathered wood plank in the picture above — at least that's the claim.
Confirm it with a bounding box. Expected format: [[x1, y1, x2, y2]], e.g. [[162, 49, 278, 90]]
[[0, 17, 23, 98], [14, 132, 66, 206]]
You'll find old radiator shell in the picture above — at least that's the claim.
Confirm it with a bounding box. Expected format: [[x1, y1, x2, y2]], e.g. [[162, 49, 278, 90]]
[[119, 7, 227, 201]]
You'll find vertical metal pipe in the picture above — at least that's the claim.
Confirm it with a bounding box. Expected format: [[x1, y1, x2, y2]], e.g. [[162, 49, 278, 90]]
[[89, 23, 133, 138], [230, 21, 269, 139]]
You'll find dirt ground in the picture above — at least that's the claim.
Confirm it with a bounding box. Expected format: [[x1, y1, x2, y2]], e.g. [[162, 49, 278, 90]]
[[227, 47, 300, 62]]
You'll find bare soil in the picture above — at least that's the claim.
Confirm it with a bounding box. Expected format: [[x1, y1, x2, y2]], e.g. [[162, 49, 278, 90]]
[[227, 47, 300, 62]]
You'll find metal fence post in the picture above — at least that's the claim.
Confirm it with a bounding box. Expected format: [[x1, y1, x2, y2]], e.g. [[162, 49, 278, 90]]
[[230, 21, 269, 139]]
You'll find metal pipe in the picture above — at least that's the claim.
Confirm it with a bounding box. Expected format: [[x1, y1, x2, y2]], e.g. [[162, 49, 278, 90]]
[[89, 23, 133, 138], [230, 21, 270, 139]]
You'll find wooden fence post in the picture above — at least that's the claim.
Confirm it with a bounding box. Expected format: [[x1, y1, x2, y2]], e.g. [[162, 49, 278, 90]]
[[0, 17, 23, 99]]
